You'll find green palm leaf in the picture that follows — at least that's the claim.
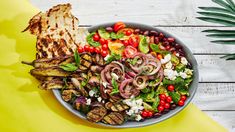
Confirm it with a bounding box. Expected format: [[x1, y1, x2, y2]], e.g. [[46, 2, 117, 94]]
[[206, 34, 235, 38], [196, 17, 235, 26], [202, 29, 235, 34], [211, 40, 235, 44], [198, 7, 234, 14], [212, 0, 235, 12], [197, 12, 235, 21]]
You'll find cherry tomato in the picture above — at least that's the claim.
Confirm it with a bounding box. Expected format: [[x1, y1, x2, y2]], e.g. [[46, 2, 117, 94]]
[[166, 96, 172, 103], [164, 103, 170, 109], [159, 94, 166, 101], [99, 38, 108, 45], [147, 111, 153, 117], [168, 37, 175, 43], [167, 85, 175, 91], [124, 45, 137, 58], [113, 22, 126, 32], [94, 47, 101, 54], [178, 100, 185, 106], [125, 30, 133, 36], [101, 50, 108, 57], [77, 46, 84, 53], [128, 36, 140, 48], [102, 44, 108, 50], [122, 40, 129, 46], [141, 110, 148, 118], [93, 34, 100, 41], [160, 100, 166, 106], [89, 46, 95, 53], [157, 54, 163, 60], [158, 105, 165, 112], [84, 45, 90, 52], [181, 95, 187, 101]]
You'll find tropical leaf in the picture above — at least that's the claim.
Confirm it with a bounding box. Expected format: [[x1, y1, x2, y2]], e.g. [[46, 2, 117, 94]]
[[211, 40, 235, 44], [197, 12, 235, 21], [212, 0, 235, 12], [220, 53, 235, 60], [198, 7, 234, 14], [202, 29, 235, 34], [196, 17, 235, 26], [206, 33, 235, 38]]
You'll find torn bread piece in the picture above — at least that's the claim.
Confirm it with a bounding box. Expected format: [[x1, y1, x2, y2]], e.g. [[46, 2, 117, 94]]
[[24, 3, 88, 59]]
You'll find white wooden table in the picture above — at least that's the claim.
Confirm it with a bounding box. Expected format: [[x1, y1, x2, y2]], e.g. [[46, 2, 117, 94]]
[[30, 0, 235, 131]]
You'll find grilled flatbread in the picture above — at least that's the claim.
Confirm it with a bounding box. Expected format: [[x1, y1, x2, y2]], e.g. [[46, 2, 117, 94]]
[[24, 3, 88, 59]]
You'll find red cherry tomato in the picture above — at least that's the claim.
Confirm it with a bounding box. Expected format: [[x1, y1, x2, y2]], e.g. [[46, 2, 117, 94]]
[[113, 22, 126, 32], [166, 96, 172, 103], [102, 44, 108, 50], [122, 40, 129, 46], [159, 94, 166, 101], [128, 36, 140, 48], [125, 30, 133, 36], [77, 46, 84, 53], [101, 50, 108, 57], [164, 103, 170, 109], [167, 85, 175, 91], [147, 111, 153, 117], [99, 38, 108, 45], [160, 100, 165, 106], [84, 45, 90, 52], [89, 46, 95, 53], [94, 47, 101, 54], [178, 100, 185, 106], [158, 105, 164, 112], [124, 46, 137, 58], [141, 110, 148, 118], [181, 95, 187, 101], [93, 34, 100, 41]]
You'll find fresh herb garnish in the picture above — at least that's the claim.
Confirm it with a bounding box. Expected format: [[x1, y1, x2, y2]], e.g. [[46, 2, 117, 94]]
[[110, 32, 124, 39], [138, 36, 149, 53], [127, 57, 138, 65], [106, 52, 121, 64], [98, 28, 110, 39], [110, 78, 119, 95], [150, 43, 170, 54], [62, 77, 68, 90], [168, 91, 181, 103], [74, 50, 80, 66], [59, 63, 78, 71], [152, 96, 160, 111], [86, 32, 101, 47]]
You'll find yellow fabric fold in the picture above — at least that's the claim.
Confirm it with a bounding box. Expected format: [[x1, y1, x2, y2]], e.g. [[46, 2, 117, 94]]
[[0, 0, 227, 132]]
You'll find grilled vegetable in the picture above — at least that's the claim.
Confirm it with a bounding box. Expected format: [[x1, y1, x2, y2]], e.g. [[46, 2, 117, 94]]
[[40, 79, 74, 90], [79, 53, 92, 71], [105, 102, 129, 112], [86, 106, 107, 122], [71, 78, 88, 96], [92, 54, 105, 66], [61, 89, 80, 102], [102, 112, 124, 125], [30, 67, 71, 77]]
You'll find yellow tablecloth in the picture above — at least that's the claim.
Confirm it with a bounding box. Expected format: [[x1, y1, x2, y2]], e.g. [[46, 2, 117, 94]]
[[0, 0, 228, 131]]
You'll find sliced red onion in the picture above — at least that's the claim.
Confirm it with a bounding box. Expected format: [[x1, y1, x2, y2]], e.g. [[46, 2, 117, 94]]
[[126, 71, 137, 78], [119, 79, 140, 98], [143, 60, 161, 75], [133, 76, 148, 90]]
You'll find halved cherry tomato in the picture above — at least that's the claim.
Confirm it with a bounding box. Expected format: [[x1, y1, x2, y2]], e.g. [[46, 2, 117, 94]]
[[94, 47, 101, 53], [128, 36, 140, 48], [124, 46, 137, 58], [77, 46, 84, 53], [89, 46, 95, 53], [84, 45, 90, 52], [101, 50, 108, 57], [102, 44, 108, 50], [99, 38, 108, 45], [125, 30, 133, 36], [113, 22, 126, 32], [122, 40, 129, 46], [93, 33, 100, 41]]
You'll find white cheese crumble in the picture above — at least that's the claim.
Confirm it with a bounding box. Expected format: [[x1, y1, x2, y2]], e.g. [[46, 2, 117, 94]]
[[135, 114, 142, 121], [102, 82, 108, 88], [179, 72, 187, 79], [175, 53, 180, 57], [165, 61, 173, 69], [185, 68, 193, 76], [164, 69, 178, 80], [111, 73, 119, 80], [104, 89, 108, 93], [86, 98, 91, 105], [123, 98, 144, 116], [104, 54, 110, 61], [88, 90, 95, 97], [181, 57, 188, 65], [97, 97, 102, 102], [160, 54, 171, 64]]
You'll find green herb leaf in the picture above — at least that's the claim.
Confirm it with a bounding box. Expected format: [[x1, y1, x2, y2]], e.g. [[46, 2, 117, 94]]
[[106, 52, 121, 64], [110, 32, 124, 39], [86, 32, 101, 47], [74, 50, 80, 66], [150, 43, 170, 54], [152, 96, 160, 111], [98, 28, 110, 39], [127, 57, 138, 65], [110, 78, 119, 95], [138, 36, 149, 53], [60, 63, 78, 72], [168, 92, 180, 103]]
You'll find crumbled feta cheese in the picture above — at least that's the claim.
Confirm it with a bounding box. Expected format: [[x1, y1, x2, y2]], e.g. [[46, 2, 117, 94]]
[[104, 89, 108, 93], [175, 53, 180, 57], [102, 82, 108, 88], [102, 100, 105, 103], [97, 97, 102, 102], [89, 90, 95, 97], [185, 68, 193, 76], [164, 69, 178, 80], [123, 98, 144, 116], [165, 61, 173, 69], [111, 73, 119, 80], [86, 98, 91, 105], [104, 54, 110, 61], [135, 114, 142, 121], [179, 72, 187, 79], [181, 57, 188, 65], [161, 54, 171, 64]]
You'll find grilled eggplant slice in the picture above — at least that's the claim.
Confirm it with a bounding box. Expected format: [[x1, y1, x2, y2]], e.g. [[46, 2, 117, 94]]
[[40, 80, 74, 89], [30, 67, 70, 77], [105, 102, 129, 112], [61, 89, 80, 102], [102, 112, 124, 125], [79, 53, 92, 71], [71, 78, 88, 96], [86, 106, 107, 122], [93, 54, 105, 66]]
